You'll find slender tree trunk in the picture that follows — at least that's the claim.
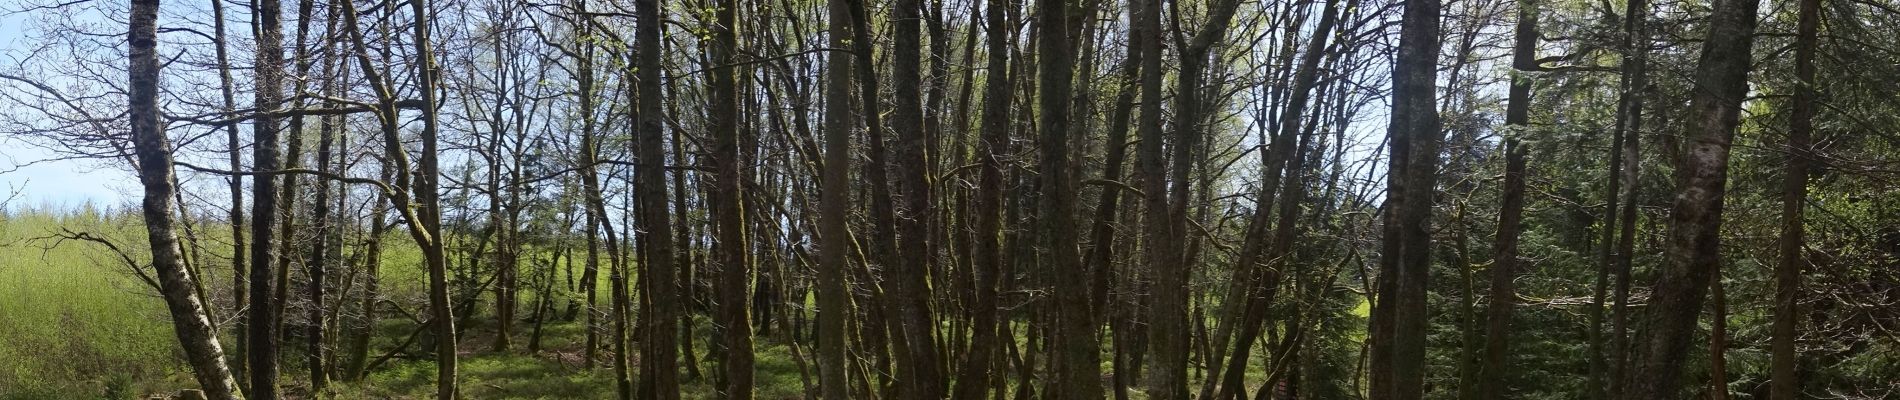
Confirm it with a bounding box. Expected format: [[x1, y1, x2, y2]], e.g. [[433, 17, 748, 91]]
[[1623, 0, 1759, 393], [816, 0, 855, 395], [950, 0, 1011, 397], [209, 0, 249, 386], [1140, 0, 1245, 397], [344, 178, 387, 381], [565, 0, 605, 373], [1134, 0, 1176, 395], [1770, 0, 1819, 395], [307, 55, 341, 394], [1709, 272, 1730, 400], [1209, 1, 1340, 396], [404, 0, 458, 396], [1605, 0, 1649, 396], [129, 2, 245, 397], [1084, 1, 1140, 319], [1479, 0, 1537, 397]]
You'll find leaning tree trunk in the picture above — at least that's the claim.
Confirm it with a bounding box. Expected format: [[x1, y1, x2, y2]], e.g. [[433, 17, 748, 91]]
[[1479, 0, 1537, 397], [1623, 0, 1759, 394], [128, 1, 245, 398]]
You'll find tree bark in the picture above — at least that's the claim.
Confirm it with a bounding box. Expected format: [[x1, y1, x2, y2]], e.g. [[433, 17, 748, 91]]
[[1479, 0, 1537, 397], [817, 0, 856, 396], [1604, 0, 1649, 396], [129, 1, 245, 397], [1208, 1, 1340, 397], [889, 0, 948, 395], [407, 0, 458, 395], [708, 0, 756, 397], [1369, 0, 1443, 396], [635, 0, 682, 396], [1034, 0, 1100, 397], [248, 0, 286, 393], [950, 0, 1011, 397], [1623, 0, 1759, 393], [1709, 273, 1730, 400], [343, 174, 387, 381], [1771, 0, 1819, 395], [208, 0, 249, 385]]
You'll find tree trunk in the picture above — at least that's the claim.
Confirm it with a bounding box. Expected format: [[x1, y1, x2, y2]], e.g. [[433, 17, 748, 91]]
[[1034, 0, 1099, 397], [1133, 0, 1179, 396], [248, 0, 286, 393], [1369, 0, 1443, 396], [1479, 0, 1537, 397], [1605, 0, 1649, 396], [344, 177, 387, 381], [708, 0, 756, 396], [950, 0, 1011, 397], [1210, 1, 1340, 396], [635, 0, 682, 396], [816, 0, 855, 395], [129, 2, 245, 397], [888, 0, 949, 395], [1622, 0, 1759, 393], [1709, 272, 1729, 400], [1770, 0, 1819, 395], [403, 1, 458, 397], [208, 0, 249, 385]]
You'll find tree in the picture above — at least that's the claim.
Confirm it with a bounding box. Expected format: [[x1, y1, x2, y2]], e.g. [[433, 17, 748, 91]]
[[707, 0, 756, 396], [207, 0, 249, 383], [1623, 0, 1761, 394], [950, 0, 1012, 397], [634, 0, 683, 396], [816, 0, 856, 396], [1771, 0, 1821, 396], [1033, 0, 1100, 397], [1368, 0, 1443, 397], [248, 0, 287, 394], [1479, 0, 1537, 397], [127, 0, 244, 397]]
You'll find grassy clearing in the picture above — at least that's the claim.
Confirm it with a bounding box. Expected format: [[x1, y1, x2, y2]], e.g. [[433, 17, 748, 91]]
[[0, 208, 1313, 399], [0, 209, 817, 399], [0, 209, 187, 399]]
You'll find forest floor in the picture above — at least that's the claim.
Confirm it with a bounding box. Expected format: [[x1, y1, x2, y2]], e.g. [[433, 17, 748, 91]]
[[326, 317, 811, 399]]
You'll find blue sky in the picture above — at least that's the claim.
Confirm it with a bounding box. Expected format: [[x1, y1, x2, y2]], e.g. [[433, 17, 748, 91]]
[[0, 9, 135, 209]]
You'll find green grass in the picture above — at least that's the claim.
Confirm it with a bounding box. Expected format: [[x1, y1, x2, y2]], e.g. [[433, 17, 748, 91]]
[[0, 208, 1315, 399], [0, 210, 187, 399], [0, 209, 817, 399]]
